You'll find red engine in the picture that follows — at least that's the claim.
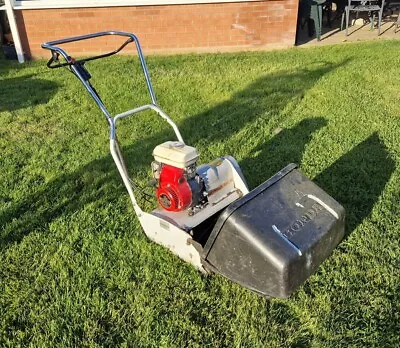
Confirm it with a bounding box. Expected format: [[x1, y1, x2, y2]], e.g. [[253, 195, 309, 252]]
[[152, 141, 208, 213], [156, 164, 192, 211]]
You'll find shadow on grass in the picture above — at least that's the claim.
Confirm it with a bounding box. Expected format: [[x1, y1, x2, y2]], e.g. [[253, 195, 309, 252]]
[[0, 75, 59, 112], [1, 54, 395, 280], [241, 126, 395, 238], [0, 61, 349, 250], [0, 54, 396, 346], [314, 132, 395, 235], [240, 118, 328, 188], [112, 60, 352, 176]]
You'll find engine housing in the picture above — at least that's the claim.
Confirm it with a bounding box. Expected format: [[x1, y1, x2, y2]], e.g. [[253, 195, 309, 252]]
[[152, 142, 236, 213], [156, 164, 193, 211]]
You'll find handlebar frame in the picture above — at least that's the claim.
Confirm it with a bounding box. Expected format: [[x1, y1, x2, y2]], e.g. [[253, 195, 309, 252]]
[[41, 31, 162, 135], [42, 31, 185, 214], [45, 36, 134, 69]]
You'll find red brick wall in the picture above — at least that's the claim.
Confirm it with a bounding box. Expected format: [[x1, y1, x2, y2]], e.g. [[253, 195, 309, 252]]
[[15, 1, 299, 58]]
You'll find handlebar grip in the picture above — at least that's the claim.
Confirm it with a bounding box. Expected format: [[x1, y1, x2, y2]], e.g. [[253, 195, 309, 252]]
[[46, 51, 71, 69]]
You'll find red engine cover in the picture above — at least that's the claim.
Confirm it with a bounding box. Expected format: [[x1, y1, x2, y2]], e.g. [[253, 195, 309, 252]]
[[156, 164, 192, 212]]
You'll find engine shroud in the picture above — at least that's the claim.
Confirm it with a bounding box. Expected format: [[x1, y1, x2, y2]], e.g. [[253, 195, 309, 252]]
[[156, 164, 192, 211]]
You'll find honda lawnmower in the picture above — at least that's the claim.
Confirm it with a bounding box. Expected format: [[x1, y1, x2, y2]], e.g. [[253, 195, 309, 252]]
[[42, 31, 345, 298]]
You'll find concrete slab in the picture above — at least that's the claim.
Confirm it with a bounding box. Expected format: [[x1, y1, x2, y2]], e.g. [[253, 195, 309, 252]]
[[296, 10, 400, 47]]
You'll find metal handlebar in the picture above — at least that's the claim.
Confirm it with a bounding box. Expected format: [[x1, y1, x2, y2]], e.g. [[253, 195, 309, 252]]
[[41, 31, 157, 110], [45, 37, 134, 69], [42, 30, 136, 47], [41, 31, 183, 143]]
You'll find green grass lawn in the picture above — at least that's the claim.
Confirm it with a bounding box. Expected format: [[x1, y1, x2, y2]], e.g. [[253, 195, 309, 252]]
[[1, 41, 399, 347]]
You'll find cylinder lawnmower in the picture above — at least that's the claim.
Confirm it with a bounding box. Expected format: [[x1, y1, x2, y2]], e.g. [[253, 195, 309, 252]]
[[42, 32, 345, 298]]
